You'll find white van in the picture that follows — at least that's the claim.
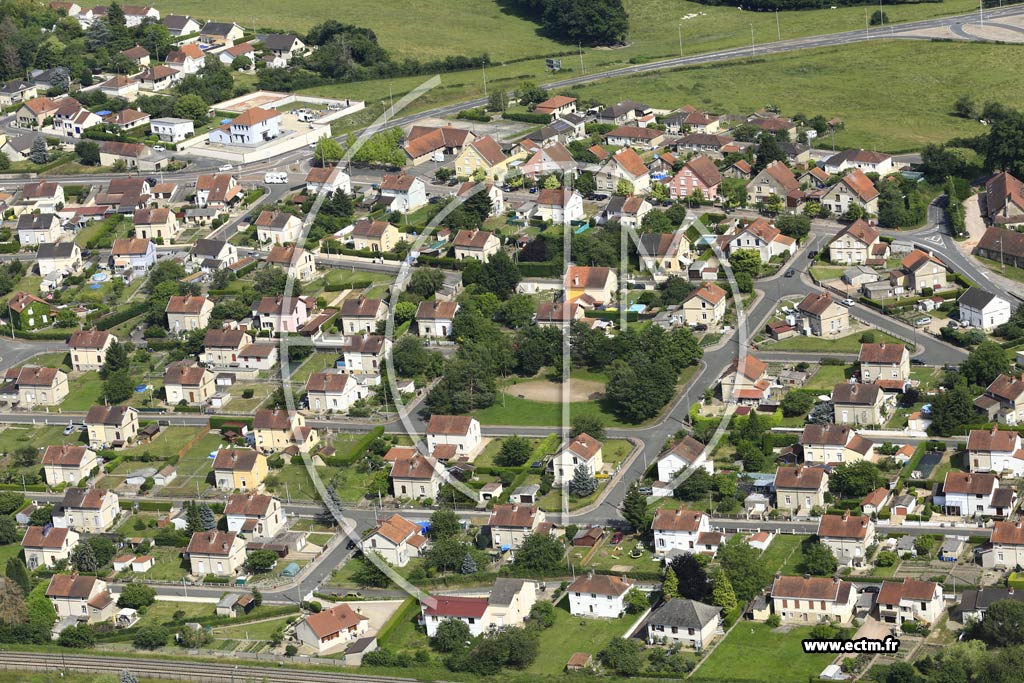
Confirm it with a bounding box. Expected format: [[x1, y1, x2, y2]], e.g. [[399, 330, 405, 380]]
[[264, 172, 287, 184]]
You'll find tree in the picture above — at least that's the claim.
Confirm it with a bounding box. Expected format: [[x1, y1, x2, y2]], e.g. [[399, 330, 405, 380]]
[[718, 536, 771, 601], [574, 171, 596, 197], [870, 9, 890, 25], [728, 248, 762, 277], [529, 600, 556, 628], [29, 137, 49, 165], [540, 0, 629, 46], [184, 501, 202, 534], [198, 503, 216, 531], [251, 587, 263, 607], [615, 179, 634, 196], [71, 542, 98, 572], [59, 623, 96, 648], [753, 133, 786, 173], [351, 555, 391, 587], [674, 468, 713, 501], [0, 152, 9, 171], [117, 583, 156, 609], [5, 558, 29, 595], [885, 662, 920, 683], [172, 93, 208, 125], [133, 624, 169, 650], [487, 90, 506, 112], [622, 482, 650, 532], [662, 564, 679, 598], [0, 516, 17, 546], [246, 549, 278, 572], [986, 109, 1024, 177], [477, 251, 521, 300], [87, 536, 116, 567], [570, 415, 606, 441], [0, 492, 23, 515], [431, 617, 471, 652], [102, 369, 133, 404], [710, 569, 737, 613], [498, 294, 535, 329], [75, 140, 100, 165], [495, 435, 532, 468], [29, 504, 53, 527], [961, 341, 1011, 388], [425, 537, 469, 572], [775, 214, 811, 240], [460, 553, 477, 574], [511, 533, 564, 573], [801, 541, 838, 576], [830, 461, 883, 498], [671, 553, 710, 601], [929, 378, 975, 436], [568, 463, 598, 498], [429, 508, 461, 539], [780, 390, 815, 417], [313, 137, 344, 165], [625, 588, 649, 614], [392, 336, 443, 379], [408, 268, 446, 298], [598, 638, 644, 676], [974, 600, 1024, 646]]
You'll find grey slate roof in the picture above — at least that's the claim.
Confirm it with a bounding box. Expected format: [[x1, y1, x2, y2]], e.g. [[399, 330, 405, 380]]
[[647, 598, 721, 629], [958, 287, 1001, 310], [488, 578, 528, 607]]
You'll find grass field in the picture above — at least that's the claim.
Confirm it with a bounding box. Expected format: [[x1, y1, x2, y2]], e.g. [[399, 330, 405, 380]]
[[976, 255, 1024, 284], [527, 600, 641, 676], [771, 329, 907, 353], [805, 364, 855, 390], [695, 623, 835, 682], [0, 424, 83, 453], [213, 614, 298, 640], [760, 533, 813, 576]]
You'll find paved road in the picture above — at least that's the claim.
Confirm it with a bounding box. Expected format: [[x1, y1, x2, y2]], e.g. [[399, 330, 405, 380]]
[[0, 339, 67, 372]]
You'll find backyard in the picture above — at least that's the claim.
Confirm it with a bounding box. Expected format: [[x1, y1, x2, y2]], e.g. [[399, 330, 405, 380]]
[[694, 622, 835, 682]]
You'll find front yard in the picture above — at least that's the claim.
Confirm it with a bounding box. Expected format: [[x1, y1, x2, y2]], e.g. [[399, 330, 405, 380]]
[[770, 329, 908, 353]]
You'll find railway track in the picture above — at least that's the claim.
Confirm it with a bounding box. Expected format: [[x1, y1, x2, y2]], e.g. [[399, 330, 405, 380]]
[[0, 651, 424, 683]]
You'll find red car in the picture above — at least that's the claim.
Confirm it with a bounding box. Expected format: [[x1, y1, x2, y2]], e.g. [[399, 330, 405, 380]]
[[611, 531, 624, 545]]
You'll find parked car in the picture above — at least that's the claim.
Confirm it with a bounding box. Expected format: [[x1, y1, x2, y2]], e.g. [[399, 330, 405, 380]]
[[63, 422, 76, 436], [911, 358, 926, 366], [841, 298, 855, 307], [610, 531, 623, 544], [693, 323, 708, 331], [915, 317, 931, 326], [152, 145, 165, 152], [218, 164, 233, 172], [807, 250, 818, 259], [784, 268, 795, 278]]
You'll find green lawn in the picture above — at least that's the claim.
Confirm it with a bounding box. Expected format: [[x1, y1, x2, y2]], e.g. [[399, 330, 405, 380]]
[[287, 352, 339, 385], [805, 364, 855, 391], [135, 545, 190, 582], [158, 431, 226, 497], [760, 534, 812, 576], [771, 330, 907, 353], [17, 352, 72, 372], [213, 614, 299, 641], [60, 372, 106, 411], [696, 623, 835, 682], [526, 600, 642, 676], [976, 255, 1024, 285], [137, 600, 212, 627], [0, 424, 83, 453]]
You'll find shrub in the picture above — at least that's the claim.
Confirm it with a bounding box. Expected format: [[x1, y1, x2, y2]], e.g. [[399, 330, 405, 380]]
[[766, 614, 781, 627]]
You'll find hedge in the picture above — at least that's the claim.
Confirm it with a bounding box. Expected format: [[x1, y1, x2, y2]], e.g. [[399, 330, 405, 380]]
[[95, 302, 148, 330], [375, 597, 418, 645], [517, 261, 562, 277], [457, 108, 490, 122], [1, 326, 77, 340], [324, 280, 373, 292], [415, 255, 465, 271], [585, 309, 638, 323], [336, 246, 401, 261], [503, 111, 552, 125], [234, 259, 258, 277], [325, 426, 384, 466], [210, 416, 252, 430]]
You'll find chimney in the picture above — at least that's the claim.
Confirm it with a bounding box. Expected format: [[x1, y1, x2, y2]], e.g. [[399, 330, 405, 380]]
[[842, 510, 850, 521]]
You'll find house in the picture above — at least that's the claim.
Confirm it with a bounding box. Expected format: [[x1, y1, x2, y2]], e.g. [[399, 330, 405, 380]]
[[746, 161, 800, 207], [85, 405, 138, 448], [199, 21, 245, 46], [958, 287, 1012, 331], [573, 527, 604, 547], [46, 574, 115, 624], [521, 142, 576, 181], [0, 133, 44, 163], [8, 291, 54, 330], [22, 526, 79, 569], [861, 487, 891, 515], [305, 372, 367, 414], [895, 249, 948, 294], [253, 296, 311, 334], [567, 573, 635, 618], [0, 79, 37, 107], [606, 195, 653, 230], [209, 107, 281, 146], [596, 147, 651, 195], [833, 382, 887, 426], [378, 174, 427, 213], [656, 436, 712, 486], [720, 217, 796, 262], [985, 171, 1024, 226], [800, 166, 831, 189], [15, 96, 60, 129], [36, 242, 82, 279], [186, 530, 246, 576], [266, 245, 317, 282], [676, 133, 735, 158], [597, 100, 652, 126], [669, 155, 721, 201], [564, 265, 617, 305], [201, 328, 252, 366], [604, 125, 665, 150], [426, 415, 482, 459], [259, 33, 307, 61], [652, 508, 712, 556], [454, 135, 520, 182], [41, 445, 98, 487], [645, 599, 721, 650], [535, 301, 583, 328], [552, 433, 603, 487], [774, 466, 828, 514], [821, 169, 879, 216], [828, 219, 890, 265], [682, 283, 727, 327], [859, 343, 910, 385], [823, 149, 895, 176], [137, 65, 182, 92], [163, 361, 215, 406], [361, 513, 428, 567], [638, 228, 689, 276], [991, 520, 1024, 568], [770, 575, 856, 624], [146, 117, 193, 145], [799, 424, 874, 464], [163, 295, 213, 334], [68, 329, 115, 371], [305, 165, 351, 194], [817, 512, 875, 566], [877, 580, 944, 626], [535, 188, 585, 226], [403, 125, 474, 165], [110, 237, 156, 282], [533, 95, 577, 119], [718, 354, 771, 404], [664, 109, 721, 135], [212, 449, 268, 492], [56, 487, 119, 532], [16, 213, 62, 246], [162, 14, 201, 36], [749, 115, 797, 140], [13, 365, 69, 407], [488, 504, 545, 551], [390, 453, 442, 500], [254, 408, 317, 454], [416, 301, 458, 338], [936, 471, 1017, 517], [296, 604, 369, 655], [340, 334, 390, 375], [19, 180, 65, 214], [339, 297, 387, 335], [966, 428, 1024, 474], [453, 229, 500, 262], [98, 141, 150, 169], [975, 374, 1024, 426], [797, 291, 848, 337], [52, 98, 102, 138], [421, 579, 537, 636], [349, 219, 401, 253], [95, 177, 151, 214], [99, 77, 140, 101], [725, 159, 753, 179], [957, 587, 1024, 622], [224, 493, 285, 538], [237, 343, 278, 371], [133, 207, 180, 242]]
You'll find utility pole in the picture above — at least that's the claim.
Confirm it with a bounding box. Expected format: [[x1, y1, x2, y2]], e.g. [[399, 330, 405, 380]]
[[482, 58, 487, 98], [579, 43, 585, 74], [678, 22, 683, 57], [750, 24, 755, 57], [776, 10, 781, 41], [980, 0, 984, 27]]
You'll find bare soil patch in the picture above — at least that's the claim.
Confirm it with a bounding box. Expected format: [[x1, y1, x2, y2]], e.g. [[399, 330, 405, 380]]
[[505, 378, 605, 403]]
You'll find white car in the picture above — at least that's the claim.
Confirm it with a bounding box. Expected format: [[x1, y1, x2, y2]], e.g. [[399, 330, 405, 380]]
[[218, 164, 234, 172], [840, 298, 855, 307], [915, 317, 931, 326], [152, 145, 165, 152]]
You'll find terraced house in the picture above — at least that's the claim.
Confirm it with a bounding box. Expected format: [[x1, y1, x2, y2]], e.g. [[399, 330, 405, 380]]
[[799, 424, 874, 464], [55, 487, 119, 533], [212, 449, 268, 492], [339, 297, 387, 334], [41, 445, 98, 486], [975, 374, 1024, 426]]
